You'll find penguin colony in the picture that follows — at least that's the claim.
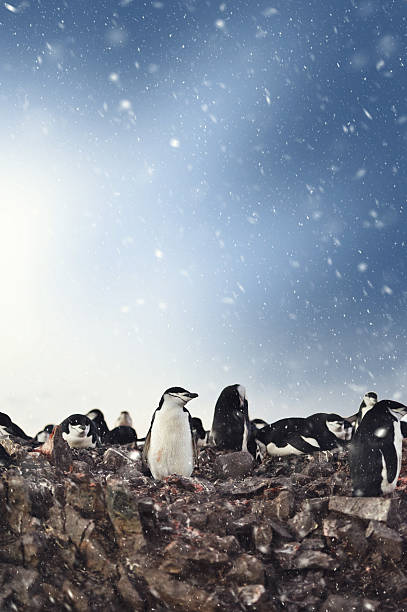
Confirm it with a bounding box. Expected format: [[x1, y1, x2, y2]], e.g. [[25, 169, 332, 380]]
[[0, 387, 406, 497]]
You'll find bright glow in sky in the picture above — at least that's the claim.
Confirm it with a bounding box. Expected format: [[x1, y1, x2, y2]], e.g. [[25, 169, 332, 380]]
[[1, 1, 407, 436]]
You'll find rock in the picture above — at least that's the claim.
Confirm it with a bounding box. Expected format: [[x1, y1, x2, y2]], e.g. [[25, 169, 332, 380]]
[[6, 475, 32, 533], [64, 505, 94, 547], [32, 425, 73, 472], [274, 543, 337, 571], [263, 489, 295, 521], [65, 477, 105, 519], [295, 550, 338, 570], [276, 570, 327, 608], [253, 524, 273, 555], [215, 451, 255, 480], [227, 554, 265, 585], [237, 584, 267, 607], [321, 594, 380, 611], [105, 478, 145, 553], [117, 564, 143, 610], [288, 510, 318, 540], [323, 515, 368, 556], [145, 569, 220, 612], [328, 496, 399, 525], [273, 542, 301, 570], [365, 520, 403, 561], [301, 497, 329, 517], [218, 476, 269, 498]]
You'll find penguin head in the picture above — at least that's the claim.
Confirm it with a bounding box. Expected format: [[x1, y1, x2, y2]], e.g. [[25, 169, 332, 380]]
[[62, 414, 91, 439], [382, 400, 407, 419], [0, 413, 12, 428], [86, 409, 105, 422], [325, 414, 353, 440], [251, 418, 268, 430], [190, 417, 206, 440], [361, 391, 378, 409], [115, 411, 133, 428], [159, 387, 199, 409]]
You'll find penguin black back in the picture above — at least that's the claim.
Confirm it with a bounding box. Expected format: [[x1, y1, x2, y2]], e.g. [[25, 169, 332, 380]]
[[349, 400, 407, 497], [86, 409, 110, 441], [210, 384, 256, 456], [104, 426, 137, 445], [0, 412, 31, 441]]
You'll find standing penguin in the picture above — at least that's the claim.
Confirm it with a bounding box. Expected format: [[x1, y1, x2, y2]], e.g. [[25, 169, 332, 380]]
[[210, 384, 256, 457], [60, 414, 99, 449], [353, 391, 378, 432], [142, 387, 198, 480], [349, 400, 407, 496], [86, 409, 110, 441]]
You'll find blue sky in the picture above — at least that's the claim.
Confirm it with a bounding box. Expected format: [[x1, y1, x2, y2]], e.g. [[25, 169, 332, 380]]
[[1, 0, 406, 435]]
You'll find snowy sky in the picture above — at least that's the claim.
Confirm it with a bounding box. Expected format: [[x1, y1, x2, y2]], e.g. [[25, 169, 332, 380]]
[[1, 0, 406, 436]]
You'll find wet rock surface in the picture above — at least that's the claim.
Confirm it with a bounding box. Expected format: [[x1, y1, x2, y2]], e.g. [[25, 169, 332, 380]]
[[1, 441, 407, 610]]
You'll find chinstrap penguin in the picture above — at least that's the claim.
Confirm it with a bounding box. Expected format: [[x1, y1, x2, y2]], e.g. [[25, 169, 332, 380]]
[[35, 424, 55, 444], [190, 417, 208, 447], [353, 392, 378, 432], [114, 411, 133, 428], [143, 387, 198, 480], [86, 409, 110, 441], [210, 384, 256, 457], [255, 413, 352, 457], [349, 399, 407, 497], [251, 418, 268, 431], [60, 414, 99, 449], [104, 426, 137, 445], [0, 412, 32, 441]]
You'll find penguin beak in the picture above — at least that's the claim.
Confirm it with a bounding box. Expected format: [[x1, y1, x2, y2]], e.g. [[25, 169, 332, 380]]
[[188, 392, 198, 400]]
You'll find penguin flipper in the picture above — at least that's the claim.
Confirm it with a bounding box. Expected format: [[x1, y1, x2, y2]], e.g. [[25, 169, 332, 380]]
[[381, 439, 399, 485], [142, 408, 158, 465], [287, 434, 321, 454]]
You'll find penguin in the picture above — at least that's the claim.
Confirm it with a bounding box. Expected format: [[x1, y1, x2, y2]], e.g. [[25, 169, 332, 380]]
[[114, 411, 133, 428], [60, 414, 99, 449], [0, 412, 32, 441], [210, 384, 256, 457], [142, 387, 198, 480], [190, 417, 207, 446], [255, 413, 352, 457], [251, 418, 268, 431], [35, 424, 55, 444], [349, 399, 407, 496], [104, 426, 137, 445], [353, 391, 378, 432], [86, 409, 110, 441]]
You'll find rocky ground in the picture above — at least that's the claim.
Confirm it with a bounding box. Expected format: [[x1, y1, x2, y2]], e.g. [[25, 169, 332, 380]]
[[2, 437, 407, 612]]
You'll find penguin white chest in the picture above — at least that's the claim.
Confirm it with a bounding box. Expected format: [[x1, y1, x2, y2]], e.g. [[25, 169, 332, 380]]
[[148, 407, 194, 479]]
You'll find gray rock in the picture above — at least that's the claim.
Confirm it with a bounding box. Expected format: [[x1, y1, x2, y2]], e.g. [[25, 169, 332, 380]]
[[295, 550, 338, 570], [328, 496, 400, 525], [263, 489, 295, 521], [320, 594, 380, 611], [301, 497, 330, 517], [365, 520, 402, 561], [323, 514, 368, 556], [218, 476, 269, 497], [215, 451, 255, 480], [227, 553, 265, 585], [253, 524, 273, 555], [237, 584, 267, 607], [288, 510, 319, 540]]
